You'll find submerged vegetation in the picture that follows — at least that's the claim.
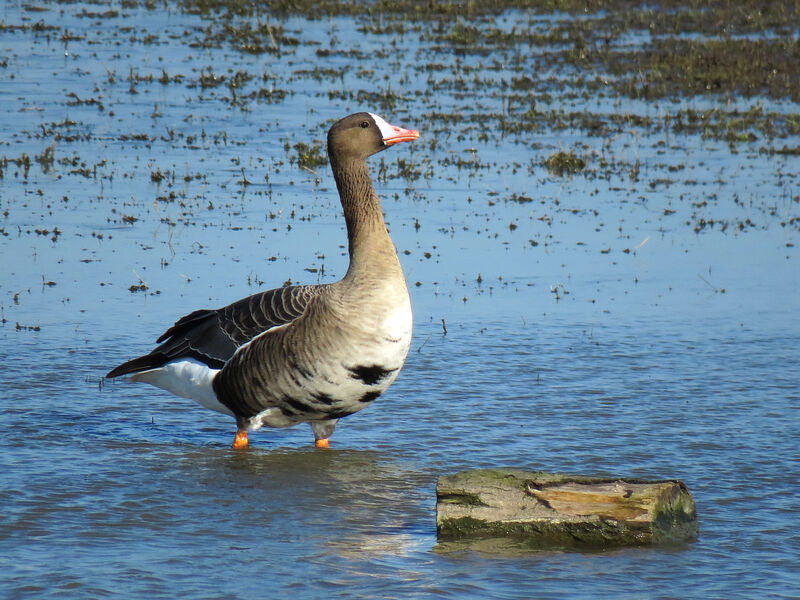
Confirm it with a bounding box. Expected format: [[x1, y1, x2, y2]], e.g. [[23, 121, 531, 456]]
[[293, 141, 328, 171], [151, 0, 800, 152], [2, 1, 798, 173], [0, 0, 797, 314], [606, 38, 800, 102], [544, 151, 586, 177]]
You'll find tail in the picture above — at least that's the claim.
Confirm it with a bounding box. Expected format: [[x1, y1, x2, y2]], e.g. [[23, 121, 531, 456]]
[[105, 353, 168, 378]]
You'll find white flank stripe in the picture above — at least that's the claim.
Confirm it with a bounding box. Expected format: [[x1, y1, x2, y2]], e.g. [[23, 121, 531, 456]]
[[129, 358, 232, 416]]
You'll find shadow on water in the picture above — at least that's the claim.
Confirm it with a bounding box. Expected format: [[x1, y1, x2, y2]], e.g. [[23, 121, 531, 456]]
[[128, 444, 437, 553], [433, 536, 695, 558]]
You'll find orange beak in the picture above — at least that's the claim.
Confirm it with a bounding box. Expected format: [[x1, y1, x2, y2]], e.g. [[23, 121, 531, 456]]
[[383, 124, 420, 146]]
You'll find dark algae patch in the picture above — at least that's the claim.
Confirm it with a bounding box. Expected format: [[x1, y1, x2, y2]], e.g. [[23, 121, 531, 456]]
[[604, 38, 800, 102]]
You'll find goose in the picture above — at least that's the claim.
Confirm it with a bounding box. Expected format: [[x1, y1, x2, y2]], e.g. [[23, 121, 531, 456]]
[[106, 112, 419, 449]]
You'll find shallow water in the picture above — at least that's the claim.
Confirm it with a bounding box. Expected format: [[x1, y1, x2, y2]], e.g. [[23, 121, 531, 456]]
[[1, 2, 799, 598]]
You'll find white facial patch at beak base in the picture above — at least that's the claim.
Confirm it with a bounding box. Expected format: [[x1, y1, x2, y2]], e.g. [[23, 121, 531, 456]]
[[368, 112, 419, 146], [368, 112, 398, 142]]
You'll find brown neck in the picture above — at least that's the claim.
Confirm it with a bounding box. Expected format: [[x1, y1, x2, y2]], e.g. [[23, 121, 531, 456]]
[[330, 157, 399, 280]]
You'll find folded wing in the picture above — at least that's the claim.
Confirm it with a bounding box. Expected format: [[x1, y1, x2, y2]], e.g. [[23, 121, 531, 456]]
[[105, 285, 320, 378]]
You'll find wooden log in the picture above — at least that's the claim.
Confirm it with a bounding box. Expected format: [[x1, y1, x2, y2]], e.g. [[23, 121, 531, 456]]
[[436, 469, 697, 548]]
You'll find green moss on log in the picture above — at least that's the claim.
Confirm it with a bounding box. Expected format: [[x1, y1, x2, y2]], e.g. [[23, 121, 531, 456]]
[[436, 468, 698, 549]]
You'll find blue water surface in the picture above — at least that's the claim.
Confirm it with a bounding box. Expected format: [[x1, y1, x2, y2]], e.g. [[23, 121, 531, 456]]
[[1, 2, 798, 598]]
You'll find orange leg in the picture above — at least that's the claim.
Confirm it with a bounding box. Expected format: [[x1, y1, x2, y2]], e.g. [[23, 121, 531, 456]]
[[314, 438, 329, 449], [231, 429, 249, 449]]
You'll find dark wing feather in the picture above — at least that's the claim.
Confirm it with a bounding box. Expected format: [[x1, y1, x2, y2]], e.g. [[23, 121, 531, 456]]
[[105, 285, 320, 378]]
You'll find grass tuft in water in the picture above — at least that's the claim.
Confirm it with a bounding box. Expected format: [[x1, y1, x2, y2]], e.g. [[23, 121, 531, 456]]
[[293, 142, 327, 171], [544, 151, 586, 177]]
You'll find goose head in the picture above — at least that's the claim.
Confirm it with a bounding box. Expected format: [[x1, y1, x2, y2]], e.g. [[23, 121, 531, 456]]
[[327, 112, 419, 164]]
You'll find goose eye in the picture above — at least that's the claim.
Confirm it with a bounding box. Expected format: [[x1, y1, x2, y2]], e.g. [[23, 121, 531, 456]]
[[360, 121, 370, 128]]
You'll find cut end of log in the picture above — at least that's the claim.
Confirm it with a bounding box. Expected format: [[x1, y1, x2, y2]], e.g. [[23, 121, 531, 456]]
[[436, 469, 697, 550]]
